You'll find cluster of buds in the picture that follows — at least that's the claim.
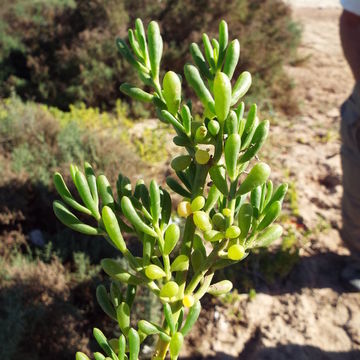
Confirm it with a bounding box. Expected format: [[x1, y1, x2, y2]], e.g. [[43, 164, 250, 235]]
[[53, 19, 287, 360]]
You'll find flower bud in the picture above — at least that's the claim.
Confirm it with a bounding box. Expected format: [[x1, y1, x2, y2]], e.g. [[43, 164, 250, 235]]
[[160, 281, 179, 298], [195, 149, 210, 164], [193, 211, 212, 231], [191, 196, 205, 212], [177, 201, 192, 217], [145, 264, 166, 280], [228, 244, 245, 260], [225, 225, 241, 239], [182, 294, 195, 308]]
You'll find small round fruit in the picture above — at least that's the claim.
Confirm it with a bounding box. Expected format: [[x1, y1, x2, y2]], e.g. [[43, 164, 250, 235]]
[[182, 294, 195, 308], [160, 281, 179, 298], [222, 208, 231, 217], [195, 149, 210, 164], [225, 225, 241, 239], [191, 196, 205, 212], [195, 125, 207, 141], [177, 201, 192, 218], [145, 264, 166, 280], [193, 211, 212, 231], [208, 119, 220, 136], [228, 244, 245, 260]]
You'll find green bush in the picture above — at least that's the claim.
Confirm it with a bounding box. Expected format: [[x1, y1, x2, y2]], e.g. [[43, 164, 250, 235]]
[[0, 0, 300, 113], [0, 96, 146, 186], [0, 96, 154, 262]]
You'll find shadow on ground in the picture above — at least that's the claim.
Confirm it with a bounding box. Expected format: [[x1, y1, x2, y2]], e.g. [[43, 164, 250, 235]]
[[182, 345, 360, 359], [224, 250, 357, 295]]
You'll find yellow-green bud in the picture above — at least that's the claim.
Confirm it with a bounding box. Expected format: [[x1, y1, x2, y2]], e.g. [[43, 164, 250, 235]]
[[228, 244, 245, 260], [225, 225, 241, 239], [195, 149, 210, 164], [191, 196, 205, 212], [177, 201, 192, 218], [193, 211, 212, 231]]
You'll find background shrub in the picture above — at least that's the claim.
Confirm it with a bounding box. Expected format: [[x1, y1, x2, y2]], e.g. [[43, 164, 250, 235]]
[[0, 0, 300, 114]]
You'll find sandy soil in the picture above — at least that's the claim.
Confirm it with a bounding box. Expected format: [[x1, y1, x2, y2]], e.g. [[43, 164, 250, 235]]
[[183, 3, 360, 359]]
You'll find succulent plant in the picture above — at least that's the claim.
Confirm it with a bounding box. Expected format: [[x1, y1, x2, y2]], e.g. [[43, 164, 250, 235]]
[[53, 19, 287, 360]]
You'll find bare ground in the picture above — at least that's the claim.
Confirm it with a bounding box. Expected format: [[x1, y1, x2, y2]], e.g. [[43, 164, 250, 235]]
[[183, 4, 360, 359]]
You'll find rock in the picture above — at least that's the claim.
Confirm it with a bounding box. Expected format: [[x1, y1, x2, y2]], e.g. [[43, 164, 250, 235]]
[[29, 229, 45, 247]]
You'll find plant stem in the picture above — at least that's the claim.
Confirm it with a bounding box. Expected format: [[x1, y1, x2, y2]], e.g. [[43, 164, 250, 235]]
[[194, 271, 214, 300], [185, 240, 227, 294], [153, 164, 210, 359]]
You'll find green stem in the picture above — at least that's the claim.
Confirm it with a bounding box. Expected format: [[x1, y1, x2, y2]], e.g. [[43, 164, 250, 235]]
[[163, 254, 171, 281], [194, 271, 214, 300], [153, 152, 212, 359], [213, 124, 224, 164], [185, 240, 227, 294]]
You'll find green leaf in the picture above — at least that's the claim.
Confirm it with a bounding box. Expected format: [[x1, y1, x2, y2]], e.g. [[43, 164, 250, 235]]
[[102, 206, 127, 253], [147, 21, 163, 80], [257, 201, 281, 231], [116, 302, 130, 335], [163, 71, 181, 114], [255, 224, 283, 247], [101, 259, 143, 285], [180, 300, 201, 336], [145, 264, 166, 280], [214, 72, 231, 123], [169, 332, 184, 360], [231, 71, 252, 106], [164, 223, 180, 255], [225, 133, 241, 181], [96, 285, 117, 321], [128, 328, 140, 360], [209, 165, 228, 195], [161, 110, 186, 133], [166, 177, 192, 197], [190, 42, 213, 79], [184, 64, 215, 113], [163, 303, 176, 335], [121, 196, 158, 237], [238, 203, 253, 240], [135, 18, 148, 60], [223, 39, 240, 80], [93, 328, 116, 358], [202, 33, 215, 70], [171, 155, 191, 172], [170, 255, 189, 272], [149, 180, 161, 224], [239, 120, 269, 164], [203, 185, 221, 213], [97, 175, 115, 208], [74, 170, 100, 219], [118, 334, 126, 360], [125, 285, 137, 308], [76, 352, 90, 360], [207, 280, 233, 295], [120, 83, 153, 102], [236, 162, 271, 196], [53, 200, 101, 235], [263, 183, 288, 213], [84, 162, 99, 208], [160, 187, 172, 226], [53, 172, 91, 215]]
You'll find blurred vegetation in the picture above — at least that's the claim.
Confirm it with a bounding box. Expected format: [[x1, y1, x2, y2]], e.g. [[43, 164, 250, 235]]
[[0, 0, 300, 114], [0, 97, 166, 359], [0, 96, 170, 264]]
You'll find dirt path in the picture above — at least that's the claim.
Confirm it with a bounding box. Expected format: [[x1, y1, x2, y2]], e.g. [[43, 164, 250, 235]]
[[183, 3, 360, 359]]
